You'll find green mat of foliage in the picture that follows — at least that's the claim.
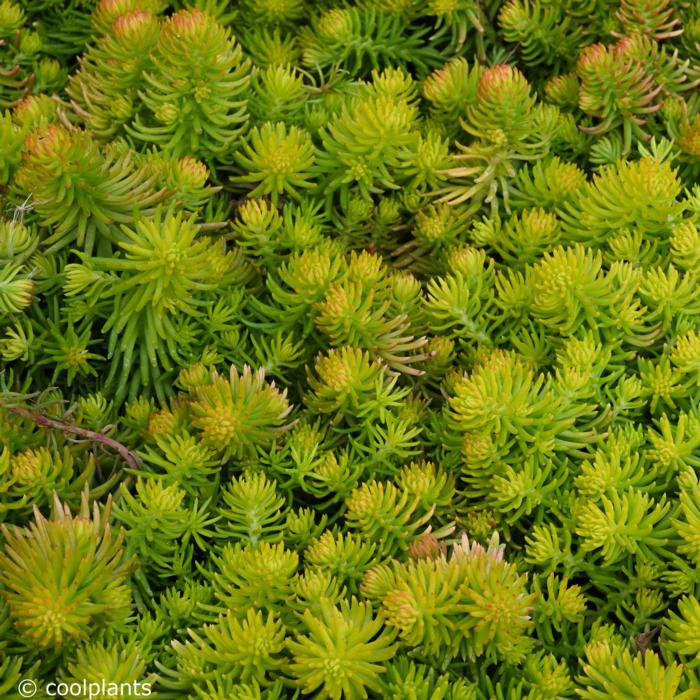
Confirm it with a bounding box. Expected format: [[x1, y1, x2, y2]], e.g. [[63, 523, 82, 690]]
[[2, 0, 700, 698]]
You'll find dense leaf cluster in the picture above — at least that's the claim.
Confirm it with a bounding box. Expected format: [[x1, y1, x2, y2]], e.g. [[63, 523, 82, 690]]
[[1, 0, 700, 698]]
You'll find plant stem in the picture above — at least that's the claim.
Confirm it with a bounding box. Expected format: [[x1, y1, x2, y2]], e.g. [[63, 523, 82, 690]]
[[4, 405, 141, 470]]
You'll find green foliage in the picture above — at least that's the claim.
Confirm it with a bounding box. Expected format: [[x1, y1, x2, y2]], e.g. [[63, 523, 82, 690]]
[[423, 58, 483, 133], [435, 64, 560, 217], [314, 69, 422, 208], [0, 0, 67, 107], [559, 155, 685, 246], [112, 476, 216, 582], [286, 598, 397, 700], [380, 533, 535, 663], [14, 125, 168, 254], [64, 208, 245, 400], [3, 0, 700, 697], [0, 446, 107, 518], [190, 365, 293, 460], [161, 608, 287, 690], [0, 493, 134, 654], [576, 638, 694, 699], [207, 540, 298, 614], [215, 471, 287, 545], [127, 9, 252, 159], [499, 0, 583, 70], [62, 641, 155, 699], [299, 8, 440, 78], [67, 8, 161, 140], [233, 122, 315, 204]]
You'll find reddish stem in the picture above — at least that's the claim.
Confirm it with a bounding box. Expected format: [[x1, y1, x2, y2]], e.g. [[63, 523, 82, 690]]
[[5, 405, 141, 470]]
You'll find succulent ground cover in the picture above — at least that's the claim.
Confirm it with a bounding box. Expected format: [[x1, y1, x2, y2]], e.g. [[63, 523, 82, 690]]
[[2, 0, 700, 698]]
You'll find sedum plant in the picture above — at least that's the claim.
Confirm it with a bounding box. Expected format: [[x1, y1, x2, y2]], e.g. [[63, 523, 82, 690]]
[[68, 8, 161, 140], [189, 365, 293, 460], [286, 598, 397, 700], [0, 493, 134, 654], [127, 8, 252, 160], [13, 125, 168, 254], [2, 0, 700, 697], [232, 122, 315, 204]]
